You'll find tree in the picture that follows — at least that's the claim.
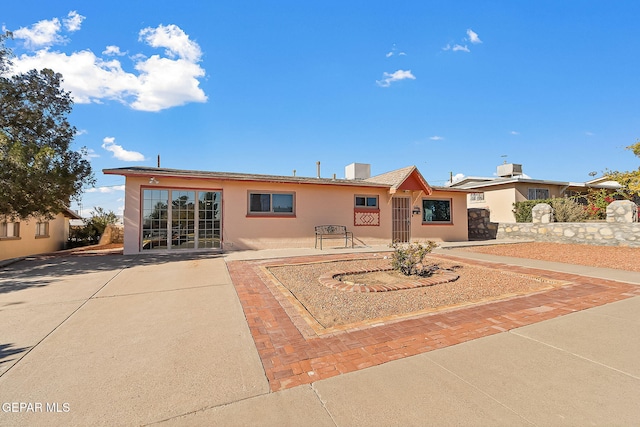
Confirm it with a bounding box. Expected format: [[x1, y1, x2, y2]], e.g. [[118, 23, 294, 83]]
[[605, 141, 640, 199], [84, 207, 118, 244], [0, 32, 93, 220]]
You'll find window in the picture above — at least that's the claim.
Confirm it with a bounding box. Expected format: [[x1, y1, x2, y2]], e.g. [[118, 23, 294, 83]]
[[35, 221, 49, 237], [355, 195, 379, 209], [141, 189, 222, 250], [422, 199, 452, 223], [248, 192, 294, 215], [470, 192, 485, 202], [528, 188, 550, 200], [0, 222, 20, 239]]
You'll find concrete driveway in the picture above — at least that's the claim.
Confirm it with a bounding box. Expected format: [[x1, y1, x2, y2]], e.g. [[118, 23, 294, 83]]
[[1, 250, 639, 426]]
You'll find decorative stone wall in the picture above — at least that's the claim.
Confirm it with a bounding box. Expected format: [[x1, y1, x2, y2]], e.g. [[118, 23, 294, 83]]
[[606, 200, 638, 223], [532, 203, 553, 223], [99, 224, 124, 245], [468, 208, 498, 240], [496, 222, 640, 247]]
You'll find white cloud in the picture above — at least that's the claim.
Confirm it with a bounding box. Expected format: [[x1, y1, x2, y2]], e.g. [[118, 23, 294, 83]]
[[103, 45, 125, 56], [452, 44, 470, 53], [81, 148, 100, 159], [63, 11, 85, 32], [467, 29, 482, 44], [9, 14, 207, 112], [101, 137, 145, 161], [585, 131, 594, 136], [430, 135, 444, 141], [139, 24, 202, 62], [86, 185, 126, 193], [385, 44, 407, 58], [443, 29, 482, 53], [376, 69, 415, 87], [510, 131, 520, 135], [446, 173, 466, 186], [13, 17, 63, 49]]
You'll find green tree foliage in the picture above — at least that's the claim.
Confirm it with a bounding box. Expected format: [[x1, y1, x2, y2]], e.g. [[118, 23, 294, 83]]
[[68, 207, 118, 246], [0, 32, 94, 219], [84, 207, 118, 244], [605, 141, 640, 198]]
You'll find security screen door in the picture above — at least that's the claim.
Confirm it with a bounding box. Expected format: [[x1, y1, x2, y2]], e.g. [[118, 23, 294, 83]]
[[392, 197, 411, 243]]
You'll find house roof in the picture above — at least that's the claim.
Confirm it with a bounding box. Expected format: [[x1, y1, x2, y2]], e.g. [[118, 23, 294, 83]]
[[62, 207, 83, 220], [448, 175, 622, 191], [365, 166, 433, 194], [103, 165, 472, 194]]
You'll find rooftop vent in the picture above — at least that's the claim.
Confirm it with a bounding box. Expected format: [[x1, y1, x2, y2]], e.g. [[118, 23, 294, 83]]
[[497, 163, 523, 178], [345, 163, 371, 180]]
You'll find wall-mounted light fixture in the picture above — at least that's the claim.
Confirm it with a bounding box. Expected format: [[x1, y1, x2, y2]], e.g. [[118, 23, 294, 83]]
[[412, 206, 421, 215], [149, 177, 159, 184]]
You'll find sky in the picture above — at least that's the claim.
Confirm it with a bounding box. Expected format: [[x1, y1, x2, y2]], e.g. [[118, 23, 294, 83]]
[[3, 1, 640, 217]]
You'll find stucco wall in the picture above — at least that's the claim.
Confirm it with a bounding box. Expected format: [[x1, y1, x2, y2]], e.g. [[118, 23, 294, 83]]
[[0, 213, 69, 261], [122, 176, 468, 254]]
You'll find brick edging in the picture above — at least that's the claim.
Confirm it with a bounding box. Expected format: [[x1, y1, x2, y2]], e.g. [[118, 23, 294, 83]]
[[318, 268, 459, 292]]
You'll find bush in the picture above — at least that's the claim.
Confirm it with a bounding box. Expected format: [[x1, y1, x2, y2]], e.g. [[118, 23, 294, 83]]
[[389, 241, 438, 276], [513, 199, 553, 222], [513, 198, 592, 222], [549, 199, 589, 222]]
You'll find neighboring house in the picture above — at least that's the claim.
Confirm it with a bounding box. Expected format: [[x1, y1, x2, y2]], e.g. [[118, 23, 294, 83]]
[[0, 208, 82, 261], [448, 163, 622, 223], [103, 163, 470, 255]]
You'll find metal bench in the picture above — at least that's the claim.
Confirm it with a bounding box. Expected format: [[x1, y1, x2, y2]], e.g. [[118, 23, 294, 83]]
[[314, 225, 353, 250]]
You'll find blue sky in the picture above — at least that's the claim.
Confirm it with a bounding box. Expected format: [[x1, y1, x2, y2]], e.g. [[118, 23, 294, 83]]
[[4, 1, 640, 217]]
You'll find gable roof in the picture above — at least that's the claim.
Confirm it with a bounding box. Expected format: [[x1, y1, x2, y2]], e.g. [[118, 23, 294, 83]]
[[365, 166, 433, 194]]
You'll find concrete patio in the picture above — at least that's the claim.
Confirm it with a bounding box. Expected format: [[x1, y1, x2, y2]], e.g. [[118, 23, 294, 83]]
[[0, 246, 638, 426]]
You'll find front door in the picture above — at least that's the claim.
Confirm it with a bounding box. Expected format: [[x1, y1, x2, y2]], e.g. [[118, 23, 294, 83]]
[[392, 197, 411, 243]]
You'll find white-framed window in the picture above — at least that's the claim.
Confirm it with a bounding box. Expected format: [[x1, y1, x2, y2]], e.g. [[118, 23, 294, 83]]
[[355, 195, 379, 209], [528, 188, 550, 200], [0, 221, 20, 239], [248, 192, 295, 215], [35, 221, 49, 237], [470, 192, 485, 202], [422, 199, 452, 224]]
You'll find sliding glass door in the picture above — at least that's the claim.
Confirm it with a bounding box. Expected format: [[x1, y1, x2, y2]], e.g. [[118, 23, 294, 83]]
[[142, 189, 221, 251]]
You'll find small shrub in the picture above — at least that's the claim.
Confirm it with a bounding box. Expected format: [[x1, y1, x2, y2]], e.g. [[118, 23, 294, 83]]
[[389, 241, 438, 276], [549, 198, 589, 222], [513, 199, 553, 222]]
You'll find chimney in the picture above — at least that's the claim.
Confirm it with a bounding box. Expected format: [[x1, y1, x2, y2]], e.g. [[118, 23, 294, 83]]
[[316, 161, 321, 178]]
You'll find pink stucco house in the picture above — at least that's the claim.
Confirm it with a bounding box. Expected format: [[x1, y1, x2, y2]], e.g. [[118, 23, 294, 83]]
[[0, 208, 82, 261], [104, 163, 470, 254]]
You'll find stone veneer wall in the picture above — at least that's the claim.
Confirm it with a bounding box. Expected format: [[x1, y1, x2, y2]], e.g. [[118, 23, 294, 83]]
[[496, 222, 640, 247], [467, 208, 498, 240], [99, 224, 125, 245]]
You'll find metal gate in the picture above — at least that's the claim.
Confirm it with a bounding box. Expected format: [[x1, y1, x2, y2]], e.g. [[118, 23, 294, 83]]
[[392, 197, 411, 243]]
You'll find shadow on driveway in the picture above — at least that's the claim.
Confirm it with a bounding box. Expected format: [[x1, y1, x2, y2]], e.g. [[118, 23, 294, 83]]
[[0, 251, 225, 295]]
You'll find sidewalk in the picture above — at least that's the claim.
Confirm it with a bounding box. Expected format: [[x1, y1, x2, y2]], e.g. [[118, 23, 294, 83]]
[[0, 246, 638, 426]]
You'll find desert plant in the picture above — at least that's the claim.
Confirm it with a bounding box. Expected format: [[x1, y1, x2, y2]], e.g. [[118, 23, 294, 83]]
[[549, 198, 590, 222], [389, 241, 438, 276]]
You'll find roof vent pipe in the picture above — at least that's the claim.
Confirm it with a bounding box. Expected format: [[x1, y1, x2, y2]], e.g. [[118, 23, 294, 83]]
[[316, 161, 321, 178]]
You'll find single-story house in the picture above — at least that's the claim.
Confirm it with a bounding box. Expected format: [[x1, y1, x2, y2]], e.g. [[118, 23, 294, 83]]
[[448, 163, 622, 223], [0, 208, 82, 261], [103, 163, 470, 255]]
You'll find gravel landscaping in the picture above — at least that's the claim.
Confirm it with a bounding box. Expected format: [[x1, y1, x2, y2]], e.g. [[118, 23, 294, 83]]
[[458, 242, 640, 272], [268, 256, 562, 328]]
